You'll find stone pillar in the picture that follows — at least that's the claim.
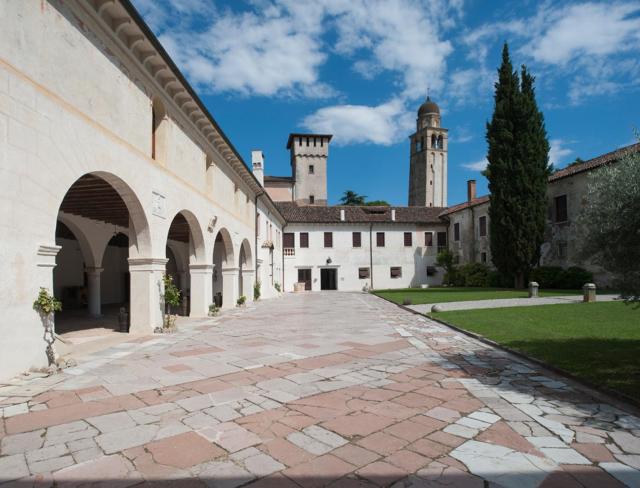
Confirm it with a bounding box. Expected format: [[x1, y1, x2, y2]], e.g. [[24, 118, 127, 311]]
[[128, 258, 168, 334], [221, 267, 239, 309], [189, 264, 213, 317], [179, 271, 188, 295], [242, 269, 255, 301], [86, 267, 103, 317], [528, 281, 539, 298], [583, 283, 596, 303]]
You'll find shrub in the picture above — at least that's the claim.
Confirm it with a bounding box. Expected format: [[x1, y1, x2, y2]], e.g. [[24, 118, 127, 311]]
[[237, 295, 247, 306], [488, 270, 512, 288], [529, 266, 593, 289], [253, 281, 261, 301], [436, 249, 456, 285], [274, 282, 281, 292], [33, 288, 62, 315], [458, 263, 491, 287], [402, 297, 412, 306], [208, 304, 220, 317]]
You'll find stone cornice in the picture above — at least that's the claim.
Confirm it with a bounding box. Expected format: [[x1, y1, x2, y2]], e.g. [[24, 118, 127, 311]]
[[74, 1, 264, 197]]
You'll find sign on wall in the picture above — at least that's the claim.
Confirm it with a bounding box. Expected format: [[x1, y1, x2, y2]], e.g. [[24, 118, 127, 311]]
[[152, 191, 166, 219]]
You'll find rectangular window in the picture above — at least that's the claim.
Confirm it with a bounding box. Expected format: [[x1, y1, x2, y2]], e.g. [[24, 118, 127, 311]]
[[283, 232, 294, 248], [376, 232, 385, 247], [390, 267, 402, 278], [299, 232, 309, 248], [352, 232, 362, 247], [479, 216, 487, 237], [555, 195, 568, 223], [324, 232, 333, 248], [404, 232, 412, 247], [425, 232, 433, 247], [309, 164, 314, 174], [309, 195, 315, 204], [358, 267, 370, 279], [437, 231, 447, 252], [558, 242, 568, 258], [454, 222, 460, 242]]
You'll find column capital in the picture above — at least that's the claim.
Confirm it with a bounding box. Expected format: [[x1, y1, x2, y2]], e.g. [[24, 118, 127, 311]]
[[128, 258, 168, 272], [85, 266, 104, 274], [221, 267, 239, 275], [189, 264, 214, 272]]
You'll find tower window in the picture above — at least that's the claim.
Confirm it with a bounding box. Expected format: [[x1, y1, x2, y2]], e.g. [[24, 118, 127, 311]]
[[309, 164, 314, 174]]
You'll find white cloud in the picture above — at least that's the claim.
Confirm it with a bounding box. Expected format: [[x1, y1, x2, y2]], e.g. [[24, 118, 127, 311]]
[[462, 159, 488, 171], [549, 139, 573, 166], [524, 3, 640, 65], [302, 98, 413, 146]]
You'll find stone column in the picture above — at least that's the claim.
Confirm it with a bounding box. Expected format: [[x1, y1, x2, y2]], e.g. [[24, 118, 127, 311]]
[[242, 269, 255, 301], [221, 267, 239, 309], [179, 271, 188, 295], [189, 264, 213, 317], [86, 267, 103, 317], [128, 258, 168, 334]]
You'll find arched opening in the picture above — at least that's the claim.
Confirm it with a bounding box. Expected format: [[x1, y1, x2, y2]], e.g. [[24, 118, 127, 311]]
[[431, 134, 437, 148], [165, 211, 206, 316], [212, 228, 234, 308], [437, 135, 444, 149], [239, 239, 254, 301], [53, 173, 149, 337]]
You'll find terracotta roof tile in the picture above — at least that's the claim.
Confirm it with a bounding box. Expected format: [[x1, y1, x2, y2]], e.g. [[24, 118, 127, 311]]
[[275, 203, 446, 224], [549, 142, 640, 182]]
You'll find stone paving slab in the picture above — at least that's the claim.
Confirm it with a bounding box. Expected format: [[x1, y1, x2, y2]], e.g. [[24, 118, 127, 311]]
[[408, 293, 620, 313], [0, 292, 638, 487]]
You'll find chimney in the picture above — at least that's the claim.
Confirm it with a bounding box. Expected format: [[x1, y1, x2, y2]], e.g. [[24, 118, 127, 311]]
[[391, 209, 396, 221], [251, 150, 264, 186], [467, 179, 476, 202], [340, 209, 345, 221]]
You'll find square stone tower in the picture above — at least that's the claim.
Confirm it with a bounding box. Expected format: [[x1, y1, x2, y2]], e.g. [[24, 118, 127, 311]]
[[287, 133, 332, 206], [408, 97, 448, 207]]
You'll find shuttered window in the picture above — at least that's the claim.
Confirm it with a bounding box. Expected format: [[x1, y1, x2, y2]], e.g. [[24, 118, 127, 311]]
[[300, 232, 309, 248], [283, 233, 294, 248], [352, 232, 361, 247], [404, 232, 412, 246], [324, 232, 333, 248], [479, 216, 487, 237], [376, 232, 385, 247], [390, 267, 402, 278]]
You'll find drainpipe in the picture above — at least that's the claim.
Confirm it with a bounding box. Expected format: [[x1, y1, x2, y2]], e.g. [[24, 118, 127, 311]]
[[369, 223, 374, 290], [282, 224, 287, 292], [254, 195, 259, 289]]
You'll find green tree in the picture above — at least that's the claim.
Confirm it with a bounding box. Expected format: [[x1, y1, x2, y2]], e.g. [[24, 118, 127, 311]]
[[365, 200, 390, 206], [485, 44, 550, 288], [340, 190, 366, 205], [577, 146, 640, 303], [436, 249, 457, 285]]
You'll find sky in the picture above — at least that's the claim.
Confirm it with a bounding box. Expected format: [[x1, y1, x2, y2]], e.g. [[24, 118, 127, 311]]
[[131, 0, 640, 206]]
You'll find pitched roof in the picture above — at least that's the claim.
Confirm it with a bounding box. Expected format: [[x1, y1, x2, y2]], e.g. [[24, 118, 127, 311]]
[[276, 202, 447, 224], [549, 142, 640, 182], [264, 175, 294, 183], [439, 195, 490, 216]]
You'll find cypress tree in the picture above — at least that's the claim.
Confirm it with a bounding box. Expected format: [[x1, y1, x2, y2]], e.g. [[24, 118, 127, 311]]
[[485, 44, 550, 288]]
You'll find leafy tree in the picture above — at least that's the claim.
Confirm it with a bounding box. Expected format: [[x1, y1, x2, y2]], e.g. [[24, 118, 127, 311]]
[[484, 44, 550, 288], [340, 190, 366, 205], [577, 146, 640, 303], [436, 249, 457, 285], [365, 200, 390, 206], [567, 157, 585, 168]]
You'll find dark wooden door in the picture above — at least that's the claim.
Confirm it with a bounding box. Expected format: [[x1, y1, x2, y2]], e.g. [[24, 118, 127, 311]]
[[297, 269, 312, 290], [320, 269, 337, 290]]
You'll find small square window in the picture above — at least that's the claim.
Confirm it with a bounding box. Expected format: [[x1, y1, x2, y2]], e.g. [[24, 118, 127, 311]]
[[390, 267, 402, 278], [358, 267, 370, 279], [309, 164, 315, 174]]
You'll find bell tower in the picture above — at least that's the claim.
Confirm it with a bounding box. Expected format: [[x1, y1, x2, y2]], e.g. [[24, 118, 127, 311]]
[[408, 97, 448, 207]]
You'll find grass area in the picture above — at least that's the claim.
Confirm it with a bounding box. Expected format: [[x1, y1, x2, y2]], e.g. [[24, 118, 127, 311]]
[[432, 301, 640, 401], [374, 287, 581, 305]]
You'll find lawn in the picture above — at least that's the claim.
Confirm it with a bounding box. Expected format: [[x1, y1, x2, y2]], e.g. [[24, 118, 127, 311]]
[[432, 301, 640, 401], [374, 287, 581, 305]]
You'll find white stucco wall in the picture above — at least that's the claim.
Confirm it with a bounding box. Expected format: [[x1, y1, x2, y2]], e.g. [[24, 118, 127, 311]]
[[282, 224, 446, 292]]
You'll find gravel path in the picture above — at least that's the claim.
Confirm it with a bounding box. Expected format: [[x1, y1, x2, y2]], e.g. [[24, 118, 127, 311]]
[[408, 294, 621, 313]]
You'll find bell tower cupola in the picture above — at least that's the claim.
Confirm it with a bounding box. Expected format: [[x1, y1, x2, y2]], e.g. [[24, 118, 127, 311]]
[[408, 96, 448, 207]]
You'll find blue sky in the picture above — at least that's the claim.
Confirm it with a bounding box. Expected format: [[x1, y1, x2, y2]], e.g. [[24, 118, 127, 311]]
[[132, 0, 640, 206]]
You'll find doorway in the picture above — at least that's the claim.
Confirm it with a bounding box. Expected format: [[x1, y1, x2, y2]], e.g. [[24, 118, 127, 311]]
[[320, 268, 337, 290], [297, 268, 312, 290]]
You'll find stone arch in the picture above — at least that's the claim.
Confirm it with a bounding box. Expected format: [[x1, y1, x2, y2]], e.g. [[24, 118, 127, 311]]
[[214, 227, 235, 266], [212, 227, 236, 308], [239, 238, 253, 270], [165, 209, 206, 264], [55, 214, 99, 269]]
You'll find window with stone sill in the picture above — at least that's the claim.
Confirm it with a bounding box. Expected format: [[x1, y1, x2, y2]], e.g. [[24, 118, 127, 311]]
[[554, 195, 568, 223], [390, 267, 402, 278], [358, 268, 370, 279]]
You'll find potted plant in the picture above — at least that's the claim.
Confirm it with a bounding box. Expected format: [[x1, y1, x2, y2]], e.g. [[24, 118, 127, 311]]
[[32, 287, 62, 366], [253, 281, 261, 301], [208, 303, 220, 317], [162, 274, 181, 331], [236, 295, 247, 307]]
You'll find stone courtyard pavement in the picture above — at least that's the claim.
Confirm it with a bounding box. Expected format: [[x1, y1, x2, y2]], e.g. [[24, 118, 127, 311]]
[[1, 293, 639, 487]]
